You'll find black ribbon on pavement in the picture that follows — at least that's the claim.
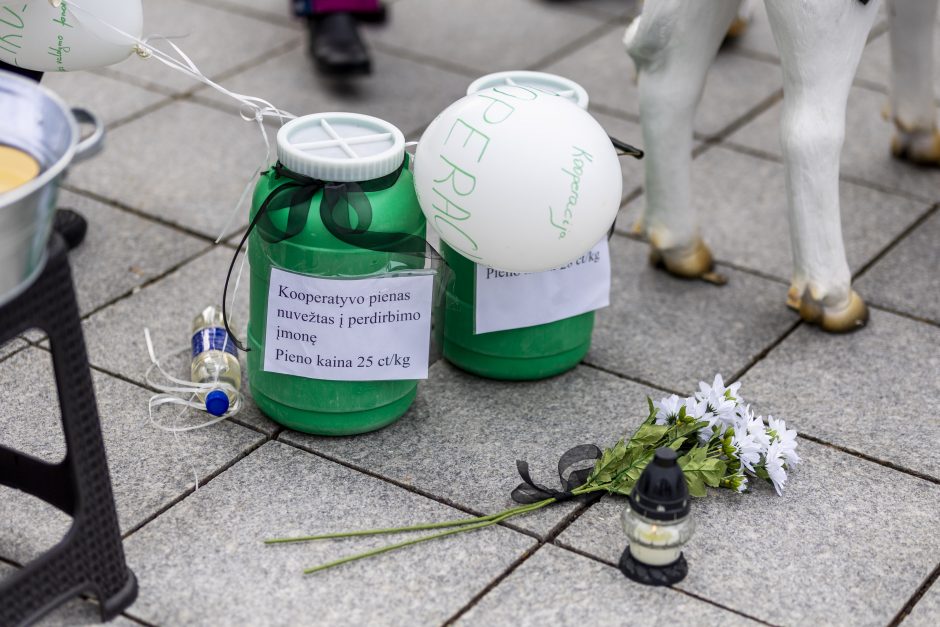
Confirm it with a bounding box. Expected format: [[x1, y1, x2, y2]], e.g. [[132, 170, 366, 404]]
[[221, 159, 442, 352], [511, 444, 603, 504]]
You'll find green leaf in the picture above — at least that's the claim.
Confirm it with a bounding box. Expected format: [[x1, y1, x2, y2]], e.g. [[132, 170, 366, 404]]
[[686, 473, 707, 497], [678, 447, 726, 495], [629, 424, 669, 448], [668, 437, 687, 451], [647, 397, 655, 420], [607, 450, 655, 495]]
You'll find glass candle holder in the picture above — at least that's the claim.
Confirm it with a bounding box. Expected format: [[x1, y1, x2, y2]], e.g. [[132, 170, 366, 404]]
[[618, 447, 694, 585], [621, 504, 695, 567]]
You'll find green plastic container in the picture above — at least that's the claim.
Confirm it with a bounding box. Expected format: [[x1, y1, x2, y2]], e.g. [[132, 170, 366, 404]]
[[442, 72, 600, 381], [247, 113, 426, 435]]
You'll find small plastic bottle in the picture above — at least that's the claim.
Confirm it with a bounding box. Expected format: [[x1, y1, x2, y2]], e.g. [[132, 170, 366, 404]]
[[191, 305, 241, 417]]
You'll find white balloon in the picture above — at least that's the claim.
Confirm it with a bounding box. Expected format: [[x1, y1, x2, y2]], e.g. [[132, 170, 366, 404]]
[[0, 0, 142, 72], [414, 85, 622, 273]]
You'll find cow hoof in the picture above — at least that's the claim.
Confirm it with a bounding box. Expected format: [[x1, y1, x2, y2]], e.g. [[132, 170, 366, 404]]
[[726, 16, 749, 39], [797, 288, 869, 333], [650, 239, 727, 285], [891, 128, 940, 167]]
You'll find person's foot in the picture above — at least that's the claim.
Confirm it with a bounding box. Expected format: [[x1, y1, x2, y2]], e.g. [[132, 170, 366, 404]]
[[308, 13, 371, 76], [53, 208, 88, 250]]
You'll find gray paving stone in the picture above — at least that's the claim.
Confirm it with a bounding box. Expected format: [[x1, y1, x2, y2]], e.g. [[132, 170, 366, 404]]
[[104, 0, 301, 95], [365, 0, 605, 75], [191, 0, 302, 25], [0, 563, 137, 627], [68, 100, 267, 239], [727, 85, 940, 203], [556, 440, 940, 626], [57, 190, 209, 316], [620, 145, 930, 282], [0, 348, 264, 564], [458, 544, 757, 627], [742, 308, 940, 480], [562, 0, 641, 19], [904, 582, 940, 627], [79, 246, 280, 436], [122, 440, 535, 626], [592, 111, 646, 201], [729, 1, 888, 63], [856, 23, 940, 92], [544, 27, 782, 138], [586, 235, 796, 394], [724, 0, 778, 61], [41, 71, 168, 127], [0, 338, 26, 362], [856, 210, 940, 324], [281, 362, 657, 538], [194, 40, 472, 137]]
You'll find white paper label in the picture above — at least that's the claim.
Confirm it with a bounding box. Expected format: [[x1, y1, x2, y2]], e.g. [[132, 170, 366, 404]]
[[474, 239, 610, 334], [263, 268, 434, 381]]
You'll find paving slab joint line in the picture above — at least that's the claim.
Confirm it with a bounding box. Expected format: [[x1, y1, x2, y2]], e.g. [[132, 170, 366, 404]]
[[889, 561, 940, 627], [274, 436, 546, 541], [867, 302, 940, 331], [852, 203, 940, 282], [579, 361, 689, 398], [697, 87, 784, 147], [120, 434, 271, 541], [717, 138, 939, 205], [548, 542, 778, 626], [795, 432, 940, 487], [440, 542, 545, 626], [190, 0, 301, 29], [529, 20, 627, 72], [60, 184, 225, 245], [369, 40, 486, 79], [728, 318, 803, 384], [0, 342, 28, 365], [441, 491, 612, 624]]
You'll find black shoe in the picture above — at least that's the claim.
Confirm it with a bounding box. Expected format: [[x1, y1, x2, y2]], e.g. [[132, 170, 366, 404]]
[[53, 208, 88, 250], [308, 13, 371, 76]]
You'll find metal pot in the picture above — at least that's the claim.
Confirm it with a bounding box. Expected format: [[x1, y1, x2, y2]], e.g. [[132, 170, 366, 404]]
[[0, 69, 104, 307]]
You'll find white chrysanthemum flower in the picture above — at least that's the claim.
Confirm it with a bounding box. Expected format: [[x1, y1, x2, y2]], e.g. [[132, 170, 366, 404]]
[[765, 440, 788, 496], [684, 396, 709, 420], [735, 474, 749, 493], [697, 374, 742, 404], [653, 394, 683, 425], [768, 416, 800, 467], [745, 413, 772, 452], [731, 429, 762, 473]]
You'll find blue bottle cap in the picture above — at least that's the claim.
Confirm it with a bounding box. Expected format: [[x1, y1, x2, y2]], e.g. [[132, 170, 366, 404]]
[[205, 390, 230, 417]]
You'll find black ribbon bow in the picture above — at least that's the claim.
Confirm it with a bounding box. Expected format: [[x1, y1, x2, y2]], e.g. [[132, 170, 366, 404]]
[[222, 159, 438, 351], [510, 444, 603, 504]]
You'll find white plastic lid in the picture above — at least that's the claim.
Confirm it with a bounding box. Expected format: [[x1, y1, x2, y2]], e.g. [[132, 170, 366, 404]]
[[466, 71, 589, 110], [276, 112, 406, 182]]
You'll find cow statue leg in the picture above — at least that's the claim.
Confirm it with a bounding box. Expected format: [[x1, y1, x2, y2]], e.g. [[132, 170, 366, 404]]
[[888, 0, 940, 165], [624, 0, 742, 279], [765, 0, 880, 332]]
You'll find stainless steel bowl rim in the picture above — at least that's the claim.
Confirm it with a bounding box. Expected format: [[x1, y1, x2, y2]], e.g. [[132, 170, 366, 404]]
[[0, 69, 80, 205]]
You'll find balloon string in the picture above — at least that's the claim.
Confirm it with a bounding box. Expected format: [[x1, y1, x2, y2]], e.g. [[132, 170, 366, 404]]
[[60, 0, 294, 244], [144, 328, 244, 492]]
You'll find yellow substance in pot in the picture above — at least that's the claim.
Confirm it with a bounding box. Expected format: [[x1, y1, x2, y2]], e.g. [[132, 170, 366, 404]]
[[0, 145, 41, 194]]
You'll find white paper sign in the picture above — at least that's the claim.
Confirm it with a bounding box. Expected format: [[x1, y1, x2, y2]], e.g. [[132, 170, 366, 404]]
[[263, 268, 434, 381], [474, 239, 610, 334]]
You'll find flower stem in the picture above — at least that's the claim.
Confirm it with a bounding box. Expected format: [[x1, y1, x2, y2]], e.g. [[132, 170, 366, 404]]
[[301, 499, 554, 575], [265, 501, 550, 545]]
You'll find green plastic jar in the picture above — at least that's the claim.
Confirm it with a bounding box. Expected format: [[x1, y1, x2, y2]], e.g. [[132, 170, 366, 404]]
[[247, 113, 427, 435], [442, 72, 603, 381]]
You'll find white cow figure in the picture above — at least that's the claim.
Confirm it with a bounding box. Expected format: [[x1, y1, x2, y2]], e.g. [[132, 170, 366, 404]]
[[626, 0, 938, 332]]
